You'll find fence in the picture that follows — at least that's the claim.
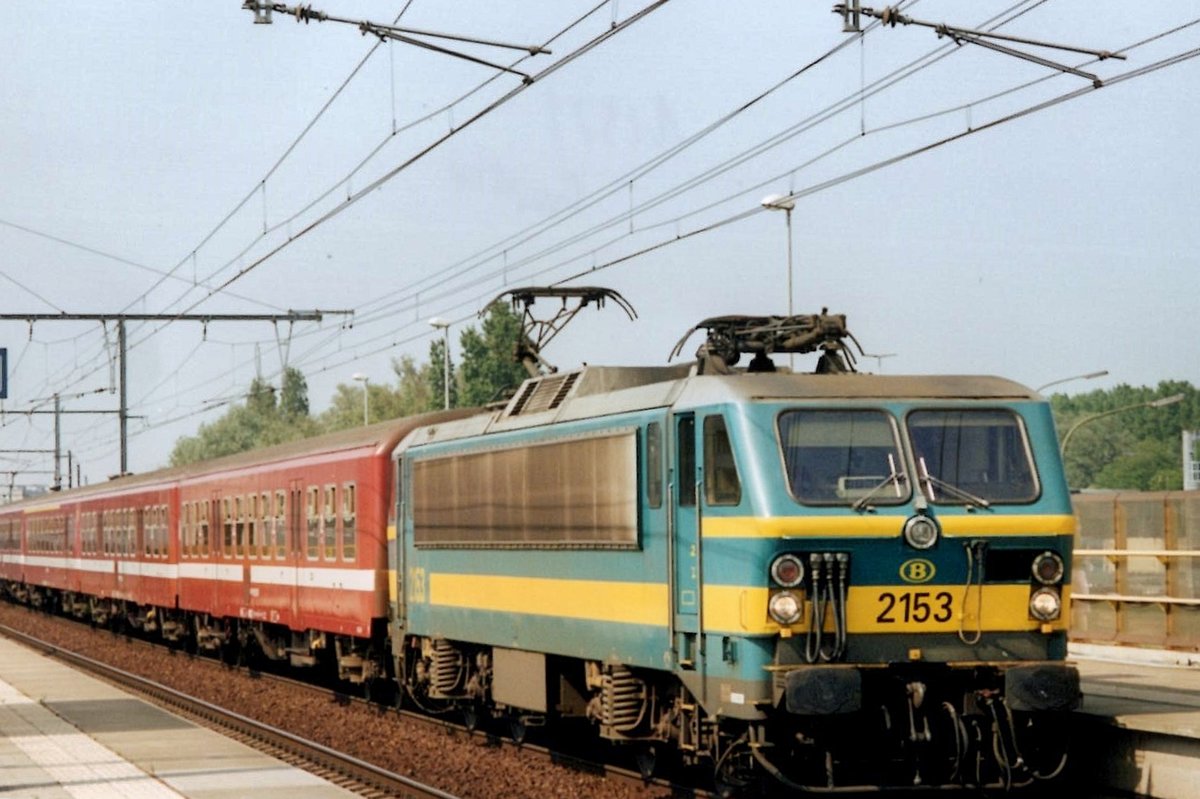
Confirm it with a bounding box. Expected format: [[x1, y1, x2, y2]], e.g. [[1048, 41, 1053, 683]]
[[1071, 491, 1200, 650]]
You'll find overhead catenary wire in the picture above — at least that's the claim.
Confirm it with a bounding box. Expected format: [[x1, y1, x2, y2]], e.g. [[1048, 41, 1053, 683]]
[[13, 2, 661, 428], [15, 7, 1199, 475]]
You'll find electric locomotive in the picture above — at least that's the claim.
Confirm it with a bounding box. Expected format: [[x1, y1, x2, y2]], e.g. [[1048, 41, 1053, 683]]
[[389, 294, 1078, 792]]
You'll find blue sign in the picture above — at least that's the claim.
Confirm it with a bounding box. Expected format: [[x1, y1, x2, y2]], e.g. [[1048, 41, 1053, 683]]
[[0, 348, 6, 399]]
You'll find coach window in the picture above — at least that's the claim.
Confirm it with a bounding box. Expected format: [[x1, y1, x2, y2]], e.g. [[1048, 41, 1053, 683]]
[[143, 507, 152, 557], [221, 498, 232, 558], [244, 494, 256, 556], [274, 490, 287, 559], [646, 423, 663, 509], [306, 487, 319, 559], [199, 501, 210, 557], [256, 492, 268, 559], [342, 483, 356, 562], [181, 503, 192, 559], [323, 485, 337, 560]]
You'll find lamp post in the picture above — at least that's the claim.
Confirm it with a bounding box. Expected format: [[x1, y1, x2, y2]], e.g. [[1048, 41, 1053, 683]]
[[352, 373, 369, 426], [1060, 393, 1185, 456], [761, 193, 796, 369], [1035, 369, 1109, 394], [428, 317, 451, 410]]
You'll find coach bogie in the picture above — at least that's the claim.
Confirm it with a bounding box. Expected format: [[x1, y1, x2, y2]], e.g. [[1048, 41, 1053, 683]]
[[333, 634, 385, 684], [64, 592, 89, 621], [194, 614, 229, 652]]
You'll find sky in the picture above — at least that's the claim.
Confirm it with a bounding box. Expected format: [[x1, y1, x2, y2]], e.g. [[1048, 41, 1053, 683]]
[[1, 0, 1197, 484]]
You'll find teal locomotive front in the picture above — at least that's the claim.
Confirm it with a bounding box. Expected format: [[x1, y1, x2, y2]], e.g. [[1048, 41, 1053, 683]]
[[387, 366, 1078, 790]]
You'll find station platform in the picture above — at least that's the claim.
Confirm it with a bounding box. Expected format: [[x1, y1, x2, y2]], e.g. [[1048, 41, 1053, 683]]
[[1072, 643, 1200, 799], [0, 636, 357, 798]]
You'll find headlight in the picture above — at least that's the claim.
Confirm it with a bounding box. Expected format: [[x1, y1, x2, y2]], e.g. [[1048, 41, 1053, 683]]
[[770, 554, 805, 588], [1029, 587, 1062, 621], [903, 514, 939, 550], [1031, 551, 1065, 585], [769, 591, 803, 625]]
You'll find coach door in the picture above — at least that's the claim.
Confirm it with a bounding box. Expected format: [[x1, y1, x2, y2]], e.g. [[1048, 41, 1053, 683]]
[[671, 413, 701, 666]]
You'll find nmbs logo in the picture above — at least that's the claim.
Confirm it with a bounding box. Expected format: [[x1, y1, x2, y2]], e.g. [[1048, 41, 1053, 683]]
[[899, 559, 936, 584]]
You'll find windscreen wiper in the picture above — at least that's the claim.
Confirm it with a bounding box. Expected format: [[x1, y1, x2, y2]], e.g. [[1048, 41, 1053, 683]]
[[917, 457, 991, 510], [852, 454, 907, 512]]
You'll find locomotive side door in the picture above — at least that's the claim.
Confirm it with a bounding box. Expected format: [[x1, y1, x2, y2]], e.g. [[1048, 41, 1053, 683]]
[[393, 456, 410, 630], [671, 413, 701, 666]]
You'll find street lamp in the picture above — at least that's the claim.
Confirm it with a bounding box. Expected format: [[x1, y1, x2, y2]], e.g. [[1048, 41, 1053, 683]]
[[428, 317, 451, 410], [761, 193, 796, 369], [1060, 393, 1185, 456], [352, 373, 369, 426], [1035, 369, 1109, 394]]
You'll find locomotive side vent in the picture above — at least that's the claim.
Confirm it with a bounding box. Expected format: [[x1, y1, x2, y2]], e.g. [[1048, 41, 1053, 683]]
[[600, 665, 646, 732], [431, 638, 465, 697], [508, 372, 580, 416]]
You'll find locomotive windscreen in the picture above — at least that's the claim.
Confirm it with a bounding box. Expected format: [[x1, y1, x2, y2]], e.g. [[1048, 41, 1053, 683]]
[[411, 429, 639, 549]]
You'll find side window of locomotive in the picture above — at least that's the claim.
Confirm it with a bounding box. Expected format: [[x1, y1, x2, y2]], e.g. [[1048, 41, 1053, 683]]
[[677, 417, 696, 507], [342, 483, 356, 562], [778, 409, 906, 505], [907, 409, 1038, 503], [703, 415, 742, 506], [646, 423, 663, 509]]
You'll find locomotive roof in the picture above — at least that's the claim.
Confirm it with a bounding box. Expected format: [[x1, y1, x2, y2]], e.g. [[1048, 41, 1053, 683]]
[[396, 366, 1040, 449]]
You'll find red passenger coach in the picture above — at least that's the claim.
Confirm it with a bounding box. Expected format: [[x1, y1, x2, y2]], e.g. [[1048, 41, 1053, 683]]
[[173, 421, 408, 676], [0, 410, 474, 686]]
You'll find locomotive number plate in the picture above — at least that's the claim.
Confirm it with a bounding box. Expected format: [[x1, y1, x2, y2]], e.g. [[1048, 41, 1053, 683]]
[[874, 590, 954, 625]]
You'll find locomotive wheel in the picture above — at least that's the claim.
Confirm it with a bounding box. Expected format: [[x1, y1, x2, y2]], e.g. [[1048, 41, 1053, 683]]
[[462, 703, 480, 731], [635, 744, 658, 779], [509, 717, 527, 744], [713, 735, 756, 799]]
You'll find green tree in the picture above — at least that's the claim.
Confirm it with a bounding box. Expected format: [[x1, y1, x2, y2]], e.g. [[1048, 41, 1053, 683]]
[[318, 356, 438, 432], [279, 366, 309, 418], [170, 370, 318, 465], [1050, 381, 1200, 490], [458, 302, 528, 407]]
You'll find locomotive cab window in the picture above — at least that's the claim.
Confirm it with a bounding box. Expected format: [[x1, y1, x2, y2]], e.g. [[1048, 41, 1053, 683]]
[[907, 409, 1038, 503], [778, 409, 907, 506], [703, 415, 742, 506]]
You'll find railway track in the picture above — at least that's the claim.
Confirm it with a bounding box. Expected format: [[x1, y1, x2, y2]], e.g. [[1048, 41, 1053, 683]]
[[0, 609, 693, 798], [0, 622, 458, 799]]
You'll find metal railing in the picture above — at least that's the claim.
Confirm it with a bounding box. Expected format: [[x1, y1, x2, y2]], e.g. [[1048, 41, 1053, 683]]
[[1070, 491, 1200, 650]]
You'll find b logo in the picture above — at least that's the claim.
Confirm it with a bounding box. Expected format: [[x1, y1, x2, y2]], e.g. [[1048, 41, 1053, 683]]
[[899, 559, 936, 584]]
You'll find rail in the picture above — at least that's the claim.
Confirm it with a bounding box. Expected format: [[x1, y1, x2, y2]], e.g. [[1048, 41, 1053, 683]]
[[1070, 491, 1200, 650]]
